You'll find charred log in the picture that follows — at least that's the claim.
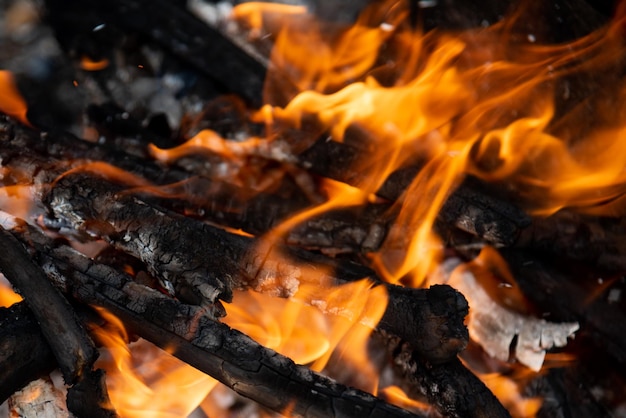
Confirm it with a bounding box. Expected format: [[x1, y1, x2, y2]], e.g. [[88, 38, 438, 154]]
[[0, 226, 97, 384], [0, 302, 56, 403], [381, 333, 511, 418], [66, 369, 118, 418], [8, 221, 428, 418], [43, 171, 468, 363]]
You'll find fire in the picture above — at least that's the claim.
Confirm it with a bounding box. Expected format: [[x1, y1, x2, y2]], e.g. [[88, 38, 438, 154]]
[[0, 275, 22, 307], [93, 307, 217, 417], [380, 385, 431, 413], [92, 278, 386, 416], [224, 278, 387, 394], [235, 0, 626, 288], [0, 70, 30, 126]]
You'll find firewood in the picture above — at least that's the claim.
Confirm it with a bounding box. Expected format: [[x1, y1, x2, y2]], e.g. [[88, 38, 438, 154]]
[[297, 136, 531, 246], [0, 113, 529, 253], [0, 302, 56, 402], [7, 221, 428, 418], [501, 248, 626, 364], [66, 369, 118, 418], [380, 332, 512, 418], [43, 172, 469, 363], [0, 225, 97, 385], [43, 0, 267, 107], [8, 378, 68, 418]]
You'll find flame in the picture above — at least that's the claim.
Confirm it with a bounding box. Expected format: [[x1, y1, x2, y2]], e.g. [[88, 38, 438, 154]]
[[232, 0, 626, 289], [0, 70, 30, 126], [223, 279, 387, 394], [380, 385, 431, 413], [0, 275, 22, 307], [93, 307, 217, 417], [479, 371, 542, 417]]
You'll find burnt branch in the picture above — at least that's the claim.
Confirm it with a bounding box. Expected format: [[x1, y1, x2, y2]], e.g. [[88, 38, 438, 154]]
[[43, 172, 468, 363], [8, 221, 427, 418], [0, 302, 56, 402], [0, 225, 97, 384], [381, 333, 511, 418]]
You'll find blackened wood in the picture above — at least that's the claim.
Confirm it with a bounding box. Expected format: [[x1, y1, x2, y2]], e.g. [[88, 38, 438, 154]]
[[0, 302, 56, 402], [11, 222, 427, 418], [67, 369, 118, 418], [515, 210, 626, 271], [43, 172, 468, 363], [501, 248, 626, 364], [43, 0, 267, 106], [297, 136, 531, 246], [0, 114, 525, 251], [0, 226, 97, 384], [0, 117, 469, 363], [382, 333, 511, 418]]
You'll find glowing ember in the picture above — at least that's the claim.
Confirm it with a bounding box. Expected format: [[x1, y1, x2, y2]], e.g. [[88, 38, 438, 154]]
[[79, 56, 110, 71]]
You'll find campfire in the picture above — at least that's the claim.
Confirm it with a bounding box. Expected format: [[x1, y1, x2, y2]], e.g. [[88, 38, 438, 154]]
[[1, 0, 625, 416]]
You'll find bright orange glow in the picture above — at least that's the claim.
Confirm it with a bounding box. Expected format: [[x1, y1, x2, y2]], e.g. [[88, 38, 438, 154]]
[[233, 0, 626, 289], [55, 161, 154, 188], [79, 56, 110, 71], [0, 70, 30, 126], [479, 371, 542, 417], [223, 279, 387, 394], [231, 2, 307, 38], [150, 129, 259, 162], [0, 276, 22, 307], [93, 307, 217, 417], [381, 385, 430, 413]]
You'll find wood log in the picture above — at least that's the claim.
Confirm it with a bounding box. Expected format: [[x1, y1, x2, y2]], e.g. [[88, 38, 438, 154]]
[[43, 0, 267, 107], [43, 171, 468, 363], [501, 248, 626, 364], [380, 332, 512, 418], [0, 302, 56, 402], [0, 113, 529, 254], [0, 115, 469, 363], [7, 220, 428, 418], [0, 225, 97, 384]]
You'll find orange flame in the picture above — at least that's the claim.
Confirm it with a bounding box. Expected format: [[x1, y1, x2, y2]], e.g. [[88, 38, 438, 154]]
[[0, 275, 22, 307], [223, 279, 387, 394], [233, 0, 626, 288], [93, 307, 217, 417], [0, 70, 30, 126], [380, 385, 431, 413]]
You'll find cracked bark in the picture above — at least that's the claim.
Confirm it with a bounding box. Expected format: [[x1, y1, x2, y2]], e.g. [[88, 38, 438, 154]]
[[43, 172, 468, 364], [0, 226, 97, 384], [6, 221, 428, 418]]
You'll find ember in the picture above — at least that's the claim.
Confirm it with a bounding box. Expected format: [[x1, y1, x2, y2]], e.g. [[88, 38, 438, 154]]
[[0, 0, 625, 417]]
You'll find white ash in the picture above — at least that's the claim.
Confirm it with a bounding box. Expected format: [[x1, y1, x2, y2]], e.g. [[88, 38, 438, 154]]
[[436, 258, 579, 372]]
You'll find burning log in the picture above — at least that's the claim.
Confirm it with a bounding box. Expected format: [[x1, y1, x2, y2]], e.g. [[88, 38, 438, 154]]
[[4, 219, 428, 418], [0, 225, 97, 385], [298, 138, 531, 247], [0, 302, 56, 402], [0, 300, 118, 417], [0, 115, 469, 363], [43, 171, 468, 364], [382, 333, 512, 418]]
